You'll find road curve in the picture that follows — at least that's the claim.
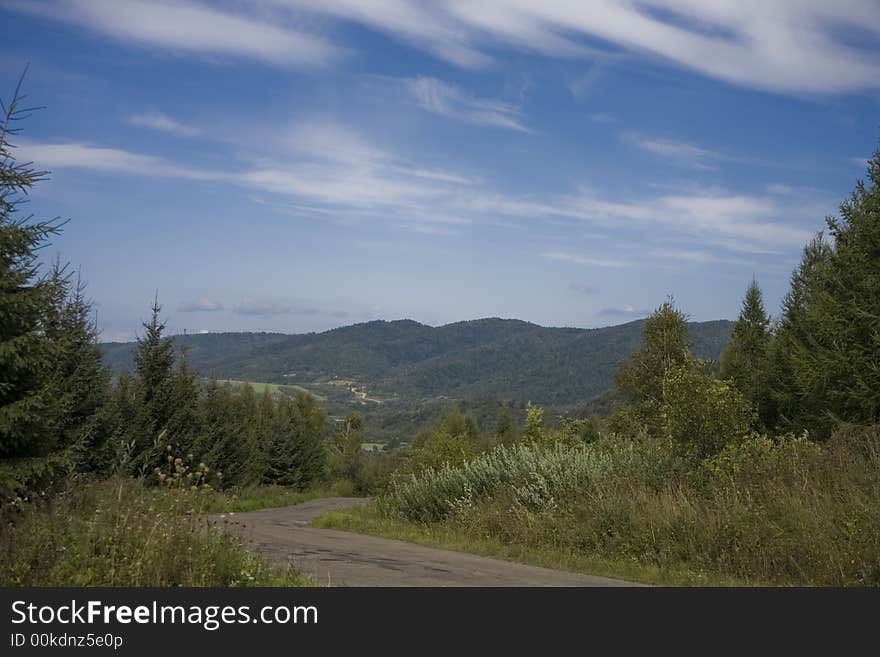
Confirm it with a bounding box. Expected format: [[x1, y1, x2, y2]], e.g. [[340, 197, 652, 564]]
[[212, 498, 642, 587]]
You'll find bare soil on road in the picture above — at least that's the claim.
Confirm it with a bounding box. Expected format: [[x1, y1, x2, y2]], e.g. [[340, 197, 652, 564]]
[[213, 498, 642, 587]]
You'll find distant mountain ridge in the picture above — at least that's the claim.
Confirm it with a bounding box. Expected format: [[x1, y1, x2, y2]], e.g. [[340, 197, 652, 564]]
[[101, 317, 733, 407]]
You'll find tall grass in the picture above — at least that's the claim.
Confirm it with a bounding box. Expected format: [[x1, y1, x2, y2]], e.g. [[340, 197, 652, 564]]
[[0, 478, 307, 586], [384, 427, 880, 585]]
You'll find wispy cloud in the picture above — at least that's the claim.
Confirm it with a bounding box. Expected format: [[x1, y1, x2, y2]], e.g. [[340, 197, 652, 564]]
[[626, 134, 724, 170], [16, 140, 220, 180], [570, 282, 599, 295], [267, 0, 491, 68], [406, 77, 529, 132], [231, 300, 354, 319], [273, 1, 880, 94], [542, 252, 633, 268], [12, 1, 880, 94], [178, 298, 224, 312], [129, 112, 199, 137], [19, 126, 821, 259], [599, 305, 651, 319], [589, 113, 617, 124], [648, 249, 753, 267], [233, 300, 318, 316], [9, 0, 341, 68], [766, 183, 795, 196], [850, 156, 871, 168]]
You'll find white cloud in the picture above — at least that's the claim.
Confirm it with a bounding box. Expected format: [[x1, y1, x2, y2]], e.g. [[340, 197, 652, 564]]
[[10, 0, 341, 68], [18, 126, 820, 260], [267, 0, 491, 68], [403, 224, 460, 236], [284, 120, 389, 165], [850, 156, 871, 168], [589, 113, 617, 124], [16, 140, 221, 180], [274, 0, 880, 94], [406, 77, 530, 132], [766, 183, 795, 195], [628, 135, 723, 169], [570, 282, 599, 294], [12, 1, 880, 93], [542, 252, 633, 268], [234, 300, 318, 316], [648, 248, 753, 266], [599, 305, 651, 318], [464, 187, 815, 254], [129, 112, 199, 137], [178, 298, 224, 312]]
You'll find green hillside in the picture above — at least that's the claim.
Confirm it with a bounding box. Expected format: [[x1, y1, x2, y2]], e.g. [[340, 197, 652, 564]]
[[100, 317, 732, 412]]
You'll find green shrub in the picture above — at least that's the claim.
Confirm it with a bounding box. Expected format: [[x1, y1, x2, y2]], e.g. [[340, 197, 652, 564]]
[[662, 362, 755, 460], [390, 441, 653, 523]]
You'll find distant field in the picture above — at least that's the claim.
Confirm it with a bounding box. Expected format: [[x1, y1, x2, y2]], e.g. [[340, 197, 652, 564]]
[[216, 379, 327, 402]]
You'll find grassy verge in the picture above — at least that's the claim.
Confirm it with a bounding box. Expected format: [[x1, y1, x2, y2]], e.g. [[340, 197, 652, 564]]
[[313, 504, 746, 586], [0, 478, 310, 586], [316, 428, 880, 587], [202, 485, 336, 514]]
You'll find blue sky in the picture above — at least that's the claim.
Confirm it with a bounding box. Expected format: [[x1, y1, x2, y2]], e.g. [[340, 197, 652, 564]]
[[2, 0, 879, 340]]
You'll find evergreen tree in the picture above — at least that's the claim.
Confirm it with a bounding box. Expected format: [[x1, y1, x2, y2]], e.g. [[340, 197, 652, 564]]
[[163, 344, 200, 458], [101, 370, 138, 474], [252, 386, 275, 481], [0, 74, 59, 462], [0, 72, 87, 500], [720, 278, 771, 425], [201, 383, 251, 487], [131, 296, 176, 472], [267, 392, 326, 489], [769, 152, 880, 436], [766, 235, 832, 432], [45, 268, 110, 467]]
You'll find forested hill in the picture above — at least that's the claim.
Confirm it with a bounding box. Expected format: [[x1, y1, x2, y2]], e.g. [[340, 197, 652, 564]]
[[100, 317, 732, 407]]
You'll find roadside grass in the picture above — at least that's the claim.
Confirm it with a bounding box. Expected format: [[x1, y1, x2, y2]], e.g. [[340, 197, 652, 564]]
[[202, 485, 335, 514], [316, 427, 880, 587], [0, 478, 310, 587], [313, 505, 746, 586]]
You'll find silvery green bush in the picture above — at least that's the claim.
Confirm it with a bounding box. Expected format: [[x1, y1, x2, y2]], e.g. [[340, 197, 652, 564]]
[[390, 441, 645, 523]]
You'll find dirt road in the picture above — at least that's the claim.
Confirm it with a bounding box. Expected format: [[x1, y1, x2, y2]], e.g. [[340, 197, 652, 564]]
[[214, 498, 642, 587]]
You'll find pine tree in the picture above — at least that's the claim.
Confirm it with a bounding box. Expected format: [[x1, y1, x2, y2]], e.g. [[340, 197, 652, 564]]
[[0, 73, 59, 462], [720, 278, 771, 425], [766, 235, 832, 432], [131, 296, 176, 471], [201, 383, 251, 488], [769, 152, 880, 436], [267, 392, 327, 488], [252, 387, 275, 482], [101, 370, 138, 474], [164, 344, 200, 457], [45, 268, 110, 466]]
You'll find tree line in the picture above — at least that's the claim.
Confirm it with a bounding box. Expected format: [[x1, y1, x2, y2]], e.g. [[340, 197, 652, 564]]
[[0, 79, 327, 504]]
